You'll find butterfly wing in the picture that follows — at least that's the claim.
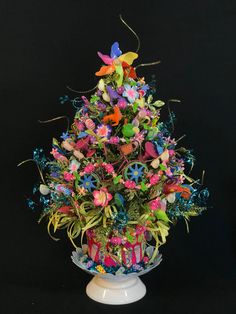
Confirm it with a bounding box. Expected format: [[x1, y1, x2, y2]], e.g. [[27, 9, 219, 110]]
[[110, 42, 122, 59], [97, 52, 113, 65], [95, 65, 115, 76], [119, 52, 138, 65]]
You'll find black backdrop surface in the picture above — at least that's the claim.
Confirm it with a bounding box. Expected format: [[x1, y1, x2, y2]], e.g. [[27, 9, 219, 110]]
[[1, 0, 236, 313]]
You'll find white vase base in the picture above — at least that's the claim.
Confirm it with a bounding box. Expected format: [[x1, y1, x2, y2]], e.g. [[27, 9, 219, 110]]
[[86, 275, 146, 305]]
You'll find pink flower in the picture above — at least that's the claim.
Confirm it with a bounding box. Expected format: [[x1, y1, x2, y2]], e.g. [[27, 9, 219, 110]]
[[143, 256, 149, 264], [138, 109, 147, 118], [84, 163, 95, 173], [103, 163, 114, 173], [160, 199, 167, 211], [69, 159, 80, 172], [138, 89, 145, 97], [124, 180, 136, 189], [86, 229, 94, 238], [63, 171, 75, 182], [93, 187, 113, 207], [104, 256, 117, 267], [149, 197, 161, 211], [109, 136, 120, 144], [165, 167, 173, 177], [74, 120, 85, 131], [110, 237, 122, 245], [134, 131, 145, 144], [117, 98, 127, 109], [150, 174, 160, 186], [135, 225, 146, 235], [88, 135, 96, 144]]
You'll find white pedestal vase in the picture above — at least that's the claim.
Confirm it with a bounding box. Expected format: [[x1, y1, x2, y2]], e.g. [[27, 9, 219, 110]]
[[71, 245, 162, 305], [86, 274, 146, 305]]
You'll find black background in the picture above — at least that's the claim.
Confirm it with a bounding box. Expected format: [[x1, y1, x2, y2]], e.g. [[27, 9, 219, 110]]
[[1, 0, 236, 313]]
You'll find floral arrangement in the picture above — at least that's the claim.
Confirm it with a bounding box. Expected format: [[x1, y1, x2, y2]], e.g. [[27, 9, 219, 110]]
[[25, 41, 209, 275]]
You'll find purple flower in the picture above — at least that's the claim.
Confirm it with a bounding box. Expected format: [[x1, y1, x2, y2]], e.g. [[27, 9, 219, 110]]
[[96, 124, 112, 138], [117, 86, 125, 94], [117, 98, 127, 109], [97, 102, 106, 111], [50, 172, 60, 178], [86, 260, 94, 268]]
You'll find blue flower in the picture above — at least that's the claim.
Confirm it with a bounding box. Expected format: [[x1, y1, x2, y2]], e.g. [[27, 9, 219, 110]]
[[141, 84, 150, 92], [126, 163, 144, 183], [61, 187, 71, 196], [77, 132, 88, 139], [79, 175, 97, 192], [60, 132, 70, 140]]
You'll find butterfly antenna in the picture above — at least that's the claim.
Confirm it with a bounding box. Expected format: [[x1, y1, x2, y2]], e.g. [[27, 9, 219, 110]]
[[119, 14, 140, 53]]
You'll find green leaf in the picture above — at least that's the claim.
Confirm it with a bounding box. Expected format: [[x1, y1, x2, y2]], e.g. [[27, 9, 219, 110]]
[[159, 164, 167, 171], [133, 102, 138, 113], [129, 80, 137, 86], [153, 100, 165, 107], [74, 171, 80, 189], [155, 210, 169, 222], [52, 138, 59, 146], [146, 129, 157, 140], [183, 173, 194, 183], [147, 95, 153, 104], [141, 181, 148, 191], [113, 175, 122, 185], [143, 123, 151, 130], [90, 95, 100, 104], [125, 231, 135, 243], [114, 193, 124, 208]]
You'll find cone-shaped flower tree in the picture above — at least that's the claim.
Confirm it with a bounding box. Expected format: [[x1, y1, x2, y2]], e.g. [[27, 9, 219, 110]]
[[28, 41, 208, 275]]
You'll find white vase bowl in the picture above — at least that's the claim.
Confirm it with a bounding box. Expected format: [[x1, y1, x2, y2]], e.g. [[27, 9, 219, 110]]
[[86, 274, 146, 304], [71, 245, 162, 305]]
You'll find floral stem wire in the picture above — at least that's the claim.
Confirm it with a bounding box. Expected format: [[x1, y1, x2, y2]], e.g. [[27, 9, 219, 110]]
[[38, 116, 70, 132], [17, 159, 45, 184], [119, 14, 162, 70], [119, 14, 140, 53], [66, 84, 98, 94]]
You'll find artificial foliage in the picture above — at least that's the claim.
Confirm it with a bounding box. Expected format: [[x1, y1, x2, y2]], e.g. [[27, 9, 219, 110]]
[[25, 41, 209, 274]]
